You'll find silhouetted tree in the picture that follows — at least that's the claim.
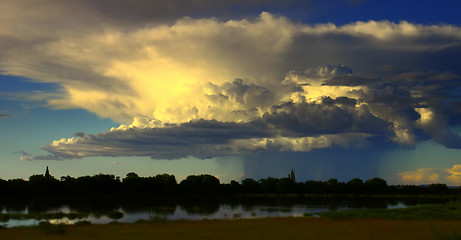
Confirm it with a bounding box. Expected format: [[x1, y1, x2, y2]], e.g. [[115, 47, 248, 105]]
[[427, 183, 449, 194], [7, 179, 29, 195], [200, 174, 220, 193], [347, 178, 364, 194], [28, 174, 60, 195], [305, 180, 328, 194], [276, 178, 296, 193], [123, 172, 144, 193], [241, 178, 259, 193], [365, 177, 388, 194], [260, 177, 279, 193], [151, 174, 177, 194], [327, 178, 338, 192], [2, 171, 460, 196], [230, 180, 242, 193], [0, 178, 6, 197], [179, 174, 220, 194]]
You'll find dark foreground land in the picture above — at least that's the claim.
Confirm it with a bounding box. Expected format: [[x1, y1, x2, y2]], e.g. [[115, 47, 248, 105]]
[[3, 202, 461, 240], [1, 218, 461, 240]]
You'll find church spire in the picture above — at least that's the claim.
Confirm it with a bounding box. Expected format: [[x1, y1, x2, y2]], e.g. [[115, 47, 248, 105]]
[[45, 166, 51, 178]]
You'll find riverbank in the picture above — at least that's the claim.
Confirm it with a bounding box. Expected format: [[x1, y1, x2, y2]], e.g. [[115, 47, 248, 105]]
[[3, 202, 461, 239], [1, 217, 461, 240]]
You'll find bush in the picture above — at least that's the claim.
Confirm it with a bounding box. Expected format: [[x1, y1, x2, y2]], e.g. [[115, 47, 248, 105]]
[[0, 214, 10, 222], [135, 219, 149, 224], [67, 213, 78, 220], [74, 220, 92, 226], [38, 221, 66, 235], [107, 211, 124, 220]]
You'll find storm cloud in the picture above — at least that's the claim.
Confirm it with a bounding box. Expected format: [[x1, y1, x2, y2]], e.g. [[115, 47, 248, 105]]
[[1, 3, 460, 161], [26, 64, 461, 160]]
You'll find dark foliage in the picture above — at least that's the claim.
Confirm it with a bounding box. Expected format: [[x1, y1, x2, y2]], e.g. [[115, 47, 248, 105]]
[[38, 221, 66, 235], [0, 172, 459, 196]]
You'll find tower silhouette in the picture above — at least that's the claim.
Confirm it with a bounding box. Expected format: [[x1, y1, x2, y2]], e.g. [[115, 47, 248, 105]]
[[45, 166, 51, 178]]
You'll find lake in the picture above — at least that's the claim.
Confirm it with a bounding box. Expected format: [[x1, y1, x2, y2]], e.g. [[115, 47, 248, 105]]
[[0, 195, 451, 227]]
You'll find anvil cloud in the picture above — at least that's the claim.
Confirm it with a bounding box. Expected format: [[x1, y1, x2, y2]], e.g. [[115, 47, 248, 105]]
[[1, 2, 460, 161]]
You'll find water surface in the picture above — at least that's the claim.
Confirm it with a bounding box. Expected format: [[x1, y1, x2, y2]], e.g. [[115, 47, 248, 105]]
[[0, 196, 450, 227]]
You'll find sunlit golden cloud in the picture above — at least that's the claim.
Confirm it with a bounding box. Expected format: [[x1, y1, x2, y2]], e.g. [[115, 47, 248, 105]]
[[1, 5, 461, 160], [398, 165, 461, 185], [398, 168, 441, 184], [446, 165, 461, 185]]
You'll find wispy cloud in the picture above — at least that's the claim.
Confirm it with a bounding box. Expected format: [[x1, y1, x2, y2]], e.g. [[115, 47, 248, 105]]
[[15, 151, 31, 156]]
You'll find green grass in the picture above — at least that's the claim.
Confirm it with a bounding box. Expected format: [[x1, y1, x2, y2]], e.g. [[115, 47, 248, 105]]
[[0, 212, 90, 222], [434, 232, 461, 240], [1, 218, 461, 240], [319, 201, 461, 220]]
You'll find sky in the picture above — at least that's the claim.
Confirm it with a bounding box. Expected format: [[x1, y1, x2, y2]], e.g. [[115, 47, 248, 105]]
[[1, 0, 461, 185]]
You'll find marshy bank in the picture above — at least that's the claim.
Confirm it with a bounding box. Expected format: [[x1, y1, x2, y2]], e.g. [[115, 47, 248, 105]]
[[0, 194, 456, 227], [3, 201, 461, 239]]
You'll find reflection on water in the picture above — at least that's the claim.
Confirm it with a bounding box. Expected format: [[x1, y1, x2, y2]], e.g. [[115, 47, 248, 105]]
[[0, 196, 450, 227]]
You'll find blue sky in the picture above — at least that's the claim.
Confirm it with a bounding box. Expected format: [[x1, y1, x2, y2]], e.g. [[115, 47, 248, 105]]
[[1, 0, 461, 185]]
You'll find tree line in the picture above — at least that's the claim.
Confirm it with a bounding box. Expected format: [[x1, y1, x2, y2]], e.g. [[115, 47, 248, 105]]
[[0, 171, 457, 196]]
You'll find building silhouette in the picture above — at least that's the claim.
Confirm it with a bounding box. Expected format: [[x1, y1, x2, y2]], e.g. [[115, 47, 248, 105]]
[[45, 166, 51, 178]]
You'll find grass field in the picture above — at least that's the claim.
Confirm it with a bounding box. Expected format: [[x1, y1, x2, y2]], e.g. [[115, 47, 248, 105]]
[[1, 218, 461, 240], [2, 201, 461, 240], [319, 201, 461, 220]]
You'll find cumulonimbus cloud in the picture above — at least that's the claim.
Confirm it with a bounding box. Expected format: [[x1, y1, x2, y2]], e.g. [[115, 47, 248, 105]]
[[1, 8, 460, 160], [26, 63, 461, 160]]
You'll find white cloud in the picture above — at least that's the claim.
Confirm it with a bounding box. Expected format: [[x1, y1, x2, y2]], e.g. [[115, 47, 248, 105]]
[[2, 13, 461, 123], [2, 8, 461, 160]]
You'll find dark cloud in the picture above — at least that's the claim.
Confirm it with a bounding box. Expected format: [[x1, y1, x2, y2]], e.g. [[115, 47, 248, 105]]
[[415, 108, 461, 149], [31, 119, 275, 160], [323, 75, 375, 86], [74, 132, 85, 137], [15, 151, 31, 156], [257, 101, 388, 137], [284, 27, 461, 76], [1, 0, 313, 31], [3, 8, 461, 161], [26, 64, 461, 161], [0, 114, 8, 119], [28, 103, 393, 160], [326, 96, 357, 106], [80, 0, 303, 24], [207, 79, 277, 111]]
